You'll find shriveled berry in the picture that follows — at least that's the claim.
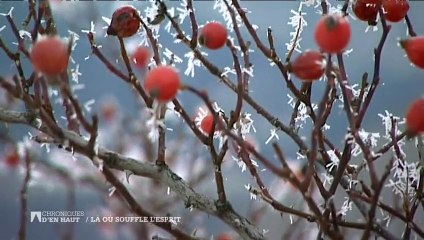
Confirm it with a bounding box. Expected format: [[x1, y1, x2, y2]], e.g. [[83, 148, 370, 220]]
[[107, 5, 140, 38]]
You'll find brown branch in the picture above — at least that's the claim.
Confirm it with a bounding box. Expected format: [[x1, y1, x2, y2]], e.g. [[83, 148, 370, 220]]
[[361, 158, 393, 240], [284, 13, 302, 63], [162, 6, 308, 152], [6, 15, 30, 58], [231, 0, 304, 102], [101, 166, 200, 240], [183, 86, 228, 203], [404, 136, 424, 238], [355, 7, 391, 128], [223, 0, 252, 93], [187, 0, 199, 48], [0, 108, 265, 240], [86, 32, 152, 107], [404, 14, 417, 37], [18, 150, 31, 240], [225, 40, 244, 132], [373, 131, 407, 161]]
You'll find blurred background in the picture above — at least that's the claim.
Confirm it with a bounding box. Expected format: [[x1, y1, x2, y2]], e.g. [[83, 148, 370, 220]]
[[0, 0, 423, 239]]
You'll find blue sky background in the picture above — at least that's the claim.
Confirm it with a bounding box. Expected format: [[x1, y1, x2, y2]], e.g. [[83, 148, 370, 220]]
[[1, 1, 424, 239]]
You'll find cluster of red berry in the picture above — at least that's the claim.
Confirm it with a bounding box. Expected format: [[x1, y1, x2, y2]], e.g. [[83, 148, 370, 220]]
[[136, 21, 228, 105], [352, 0, 410, 24], [290, 14, 350, 82], [287, 4, 423, 136], [108, 6, 228, 135], [28, 5, 229, 135], [28, 4, 422, 138]]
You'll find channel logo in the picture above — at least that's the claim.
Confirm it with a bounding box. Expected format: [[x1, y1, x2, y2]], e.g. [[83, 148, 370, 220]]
[[30, 211, 42, 222]]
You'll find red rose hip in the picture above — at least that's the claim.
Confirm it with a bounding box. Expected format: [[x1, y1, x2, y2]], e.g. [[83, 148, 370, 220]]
[[200, 114, 215, 135], [144, 66, 180, 102], [199, 22, 228, 50], [131, 46, 151, 69], [382, 0, 409, 22], [400, 36, 424, 69], [30, 36, 69, 76], [314, 15, 351, 53], [107, 5, 140, 38], [291, 50, 326, 81], [4, 146, 19, 168], [405, 98, 424, 135], [352, 0, 378, 24]]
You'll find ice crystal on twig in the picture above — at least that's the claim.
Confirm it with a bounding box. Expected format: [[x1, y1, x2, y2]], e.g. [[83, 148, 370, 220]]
[[237, 113, 256, 136], [163, 48, 183, 65], [321, 173, 333, 187], [386, 158, 419, 196], [347, 177, 358, 190], [145, 107, 166, 143], [242, 67, 254, 78], [18, 30, 31, 40], [184, 51, 204, 77], [81, 21, 96, 34], [101, 16, 111, 26], [244, 184, 257, 200], [108, 186, 116, 197], [265, 129, 279, 145], [337, 197, 352, 216], [233, 156, 246, 172], [286, 8, 307, 53], [176, 0, 190, 24], [70, 64, 82, 83], [351, 129, 380, 156], [93, 156, 104, 172], [84, 99, 95, 113], [326, 150, 339, 172], [0, 7, 14, 17], [221, 67, 237, 77], [214, 0, 243, 31]]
